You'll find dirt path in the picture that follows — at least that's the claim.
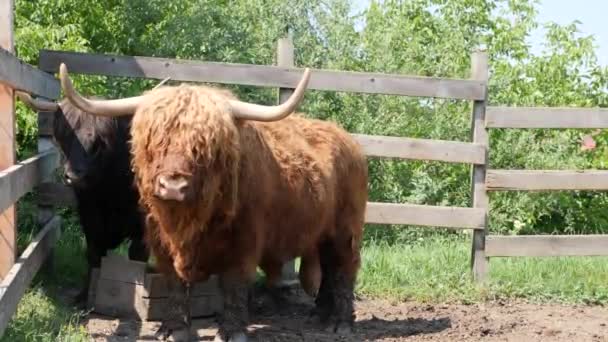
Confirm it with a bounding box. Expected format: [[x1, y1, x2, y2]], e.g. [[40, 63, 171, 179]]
[[86, 292, 608, 341]]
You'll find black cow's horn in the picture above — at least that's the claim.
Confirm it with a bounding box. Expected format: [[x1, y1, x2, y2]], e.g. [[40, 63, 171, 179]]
[[59, 63, 144, 117], [15, 91, 59, 112]]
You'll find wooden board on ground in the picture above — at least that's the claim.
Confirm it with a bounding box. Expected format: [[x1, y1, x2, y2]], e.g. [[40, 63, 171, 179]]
[[90, 254, 222, 321]]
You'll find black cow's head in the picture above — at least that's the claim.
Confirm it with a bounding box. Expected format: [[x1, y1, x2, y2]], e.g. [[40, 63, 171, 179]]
[[16, 92, 126, 189], [54, 100, 125, 188]]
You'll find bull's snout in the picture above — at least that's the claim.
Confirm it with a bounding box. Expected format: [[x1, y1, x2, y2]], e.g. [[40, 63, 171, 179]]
[[155, 175, 190, 201]]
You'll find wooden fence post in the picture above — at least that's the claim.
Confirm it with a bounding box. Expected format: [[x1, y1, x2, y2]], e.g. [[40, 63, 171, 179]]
[[470, 50, 489, 282], [37, 100, 57, 274], [0, 0, 16, 280], [277, 33, 299, 287]]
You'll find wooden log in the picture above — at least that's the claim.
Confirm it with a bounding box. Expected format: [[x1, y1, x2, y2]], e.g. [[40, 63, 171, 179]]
[[38, 50, 486, 100], [486, 170, 608, 191], [469, 51, 489, 282], [0, 216, 61, 336], [352, 133, 486, 164], [0, 2, 16, 280], [486, 235, 608, 257], [0, 48, 59, 99], [486, 106, 608, 129], [98, 254, 147, 285], [0, 150, 60, 214], [365, 202, 486, 229]]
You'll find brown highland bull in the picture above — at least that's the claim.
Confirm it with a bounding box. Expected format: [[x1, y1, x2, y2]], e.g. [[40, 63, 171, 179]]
[[58, 63, 368, 342]]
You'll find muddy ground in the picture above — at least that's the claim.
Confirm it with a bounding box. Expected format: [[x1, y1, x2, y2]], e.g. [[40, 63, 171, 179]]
[[85, 289, 608, 341]]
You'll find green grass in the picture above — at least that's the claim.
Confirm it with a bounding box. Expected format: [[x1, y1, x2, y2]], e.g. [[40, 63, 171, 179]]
[[4, 202, 608, 341], [358, 236, 608, 305]]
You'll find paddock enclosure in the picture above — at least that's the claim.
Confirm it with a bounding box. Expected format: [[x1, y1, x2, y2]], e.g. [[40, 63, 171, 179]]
[[2, 1, 608, 339]]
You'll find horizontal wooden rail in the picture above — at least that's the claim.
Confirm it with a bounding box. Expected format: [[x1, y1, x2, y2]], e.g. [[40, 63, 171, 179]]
[[0, 149, 60, 213], [0, 215, 61, 336], [39, 50, 485, 100], [37, 191, 485, 230], [365, 202, 486, 229], [0, 48, 60, 99], [486, 107, 608, 128], [486, 235, 608, 257], [486, 170, 608, 191], [36, 182, 76, 207], [352, 134, 486, 164]]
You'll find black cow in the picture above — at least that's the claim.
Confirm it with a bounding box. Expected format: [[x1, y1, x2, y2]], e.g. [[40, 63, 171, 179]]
[[16, 91, 149, 306]]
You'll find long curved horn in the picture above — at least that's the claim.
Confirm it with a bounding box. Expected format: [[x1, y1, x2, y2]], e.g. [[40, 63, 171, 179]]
[[15, 91, 59, 112], [152, 77, 171, 90], [59, 63, 144, 117], [229, 68, 311, 122]]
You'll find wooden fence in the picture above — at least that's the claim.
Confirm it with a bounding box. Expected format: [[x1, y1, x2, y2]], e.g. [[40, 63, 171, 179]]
[[0, 0, 62, 337], [1, 3, 608, 339]]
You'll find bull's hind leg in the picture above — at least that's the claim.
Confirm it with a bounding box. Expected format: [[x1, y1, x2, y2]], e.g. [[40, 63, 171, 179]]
[[317, 231, 361, 335]]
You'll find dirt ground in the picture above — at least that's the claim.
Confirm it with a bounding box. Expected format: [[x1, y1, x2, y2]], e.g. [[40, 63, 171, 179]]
[[85, 289, 608, 341]]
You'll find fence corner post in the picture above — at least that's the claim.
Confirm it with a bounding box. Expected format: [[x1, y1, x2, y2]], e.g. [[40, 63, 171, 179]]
[[470, 50, 489, 283], [276, 33, 299, 287], [0, 0, 16, 281]]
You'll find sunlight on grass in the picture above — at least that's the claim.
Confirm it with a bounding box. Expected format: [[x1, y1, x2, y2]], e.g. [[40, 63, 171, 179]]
[[358, 237, 608, 305]]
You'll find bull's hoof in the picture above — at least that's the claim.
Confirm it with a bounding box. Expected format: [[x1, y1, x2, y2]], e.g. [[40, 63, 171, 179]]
[[324, 321, 353, 336], [154, 321, 191, 341], [71, 289, 88, 310], [213, 331, 248, 342]]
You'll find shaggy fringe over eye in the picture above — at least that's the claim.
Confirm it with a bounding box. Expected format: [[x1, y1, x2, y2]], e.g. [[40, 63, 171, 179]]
[[129, 84, 241, 221]]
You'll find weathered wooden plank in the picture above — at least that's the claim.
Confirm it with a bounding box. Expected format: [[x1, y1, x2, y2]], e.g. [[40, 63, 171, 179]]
[[353, 134, 486, 164], [0, 2, 16, 280], [143, 274, 219, 298], [0, 150, 60, 214], [486, 170, 608, 191], [98, 254, 147, 285], [93, 278, 138, 318], [469, 51, 490, 282], [0, 216, 61, 336], [486, 235, 608, 257], [135, 286, 223, 321], [486, 107, 608, 129], [39, 50, 486, 100], [365, 202, 485, 229], [36, 182, 76, 207], [0, 49, 59, 99]]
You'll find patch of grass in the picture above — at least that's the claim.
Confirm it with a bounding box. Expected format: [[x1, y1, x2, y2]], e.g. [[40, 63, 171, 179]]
[[357, 235, 608, 305], [0, 287, 89, 342]]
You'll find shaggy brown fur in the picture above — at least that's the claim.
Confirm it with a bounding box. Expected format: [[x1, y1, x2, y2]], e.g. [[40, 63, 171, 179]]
[[130, 84, 368, 340]]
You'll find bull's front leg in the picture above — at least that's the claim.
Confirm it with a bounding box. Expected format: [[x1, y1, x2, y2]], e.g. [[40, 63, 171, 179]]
[[155, 276, 191, 342], [214, 272, 251, 342]]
